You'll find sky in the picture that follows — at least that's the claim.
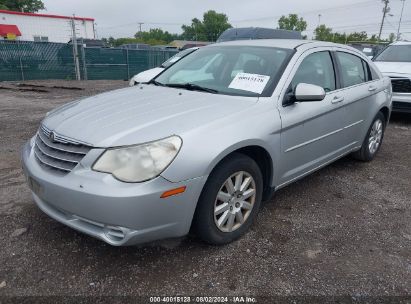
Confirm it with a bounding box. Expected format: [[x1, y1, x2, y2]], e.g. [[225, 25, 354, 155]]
[[40, 0, 411, 40]]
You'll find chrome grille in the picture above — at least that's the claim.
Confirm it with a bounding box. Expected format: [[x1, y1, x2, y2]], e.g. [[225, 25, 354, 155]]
[[390, 77, 411, 93], [34, 125, 92, 174]]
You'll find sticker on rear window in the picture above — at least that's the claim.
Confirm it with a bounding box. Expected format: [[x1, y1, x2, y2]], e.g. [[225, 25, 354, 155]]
[[228, 73, 270, 94]]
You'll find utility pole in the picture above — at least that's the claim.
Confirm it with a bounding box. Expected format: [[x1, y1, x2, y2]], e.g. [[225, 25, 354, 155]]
[[93, 22, 98, 39], [397, 0, 406, 40], [138, 22, 144, 33], [71, 16, 81, 81], [318, 14, 322, 27], [378, 0, 390, 41], [136, 22, 144, 39]]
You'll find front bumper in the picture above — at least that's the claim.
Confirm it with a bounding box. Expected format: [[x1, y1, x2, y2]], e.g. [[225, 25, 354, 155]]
[[392, 93, 411, 113], [21, 140, 207, 246]]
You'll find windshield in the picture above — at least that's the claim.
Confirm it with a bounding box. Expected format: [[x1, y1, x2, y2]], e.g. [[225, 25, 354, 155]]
[[374, 45, 411, 62], [154, 46, 293, 97], [161, 48, 197, 68]]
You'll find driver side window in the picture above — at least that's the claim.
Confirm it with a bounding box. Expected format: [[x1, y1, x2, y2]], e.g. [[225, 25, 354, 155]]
[[291, 51, 336, 92]]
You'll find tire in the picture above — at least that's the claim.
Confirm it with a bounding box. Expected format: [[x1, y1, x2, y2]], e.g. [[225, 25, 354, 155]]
[[192, 153, 263, 245], [352, 111, 386, 162]]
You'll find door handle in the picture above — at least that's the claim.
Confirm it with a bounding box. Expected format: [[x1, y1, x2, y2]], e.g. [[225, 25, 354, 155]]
[[331, 96, 344, 104], [368, 86, 377, 92]]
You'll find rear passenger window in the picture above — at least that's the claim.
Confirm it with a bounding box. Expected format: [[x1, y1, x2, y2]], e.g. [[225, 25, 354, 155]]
[[336, 52, 366, 87], [291, 51, 336, 92]]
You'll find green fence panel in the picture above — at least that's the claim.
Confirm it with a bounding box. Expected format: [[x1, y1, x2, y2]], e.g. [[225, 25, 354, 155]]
[[0, 41, 178, 81], [126, 49, 150, 79], [0, 41, 76, 81], [84, 47, 128, 80]]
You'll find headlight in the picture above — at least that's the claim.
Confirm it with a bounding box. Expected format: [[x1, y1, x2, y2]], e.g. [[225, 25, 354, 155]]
[[92, 136, 182, 182]]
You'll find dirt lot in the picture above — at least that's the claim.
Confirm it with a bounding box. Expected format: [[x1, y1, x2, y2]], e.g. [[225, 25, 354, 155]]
[[0, 80, 410, 299]]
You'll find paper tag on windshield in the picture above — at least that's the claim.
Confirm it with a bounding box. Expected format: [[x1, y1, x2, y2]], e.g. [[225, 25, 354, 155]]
[[229, 73, 270, 94]]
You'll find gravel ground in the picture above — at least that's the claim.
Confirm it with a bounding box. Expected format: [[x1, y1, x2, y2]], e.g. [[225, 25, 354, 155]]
[[0, 80, 410, 299]]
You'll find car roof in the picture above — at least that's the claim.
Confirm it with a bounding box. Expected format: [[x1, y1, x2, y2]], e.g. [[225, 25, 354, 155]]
[[217, 28, 302, 42], [390, 41, 411, 46], [207, 39, 368, 59], [210, 39, 342, 50]]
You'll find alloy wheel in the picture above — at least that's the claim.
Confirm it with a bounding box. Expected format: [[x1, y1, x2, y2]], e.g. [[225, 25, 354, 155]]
[[214, 171, 256, 233], [368, 119, 383, 155]]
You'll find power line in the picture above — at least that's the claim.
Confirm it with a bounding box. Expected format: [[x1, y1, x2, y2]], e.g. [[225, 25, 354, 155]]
[[231, 0, 377, 23], [97, 0, 411, 39], [99, 21, 183, 30], [304, 19, 411, 32], [385, 18, 400, 31], [397, 0, 406, 39]]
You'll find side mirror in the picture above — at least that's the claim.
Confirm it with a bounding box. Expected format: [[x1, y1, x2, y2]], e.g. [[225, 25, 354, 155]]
[[295, 83, 326, 102]]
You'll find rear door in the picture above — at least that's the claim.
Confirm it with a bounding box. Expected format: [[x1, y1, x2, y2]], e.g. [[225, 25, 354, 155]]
[[334, 50, 383, 148], [277, 48, 347, 186]]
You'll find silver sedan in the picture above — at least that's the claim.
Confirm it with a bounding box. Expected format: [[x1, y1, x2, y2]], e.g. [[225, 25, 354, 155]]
[[21, 39, 392, 246]]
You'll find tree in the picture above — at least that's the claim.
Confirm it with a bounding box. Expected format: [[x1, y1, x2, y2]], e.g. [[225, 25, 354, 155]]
[[329, 32, 347, 43], [314, 24, 334, 41], [101, 35, 179, 47], [368, 34, 379, 43], [101, 37, 117, 47], [101, 29, 183, 48], [181, 18, 205, 41], [181, 10, 232, 41], [278, 14, 307, 32], [135, 28, 180, 44], [0, 0, 45, 12], [347, 31, 368, 42], [388, 33, 396, 43]]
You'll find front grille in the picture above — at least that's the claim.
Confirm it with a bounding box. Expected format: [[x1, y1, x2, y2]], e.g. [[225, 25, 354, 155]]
[[34, 125, 92, 174], [390, 77, 411, 93]]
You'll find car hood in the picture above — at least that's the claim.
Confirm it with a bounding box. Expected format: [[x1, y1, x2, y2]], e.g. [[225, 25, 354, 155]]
[[374, 61, 411, 76], [43, 85, 258, 147], [132, 67, 164, 83]]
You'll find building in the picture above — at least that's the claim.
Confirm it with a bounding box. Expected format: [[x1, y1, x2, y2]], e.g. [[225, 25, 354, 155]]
[[0, 10, 95, 43]]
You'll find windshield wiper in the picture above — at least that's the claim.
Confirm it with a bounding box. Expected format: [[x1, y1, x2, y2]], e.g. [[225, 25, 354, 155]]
[[148, 79, 165, 86], [164, 83, 219, 94]]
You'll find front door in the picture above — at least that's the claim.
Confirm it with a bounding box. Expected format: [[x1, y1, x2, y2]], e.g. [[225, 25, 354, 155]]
[[277, 49, 347, 187]]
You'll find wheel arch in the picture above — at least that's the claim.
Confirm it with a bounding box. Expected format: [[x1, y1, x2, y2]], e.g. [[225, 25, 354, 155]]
[[206, 143, 275, 202], [379, 106, 390, 123]]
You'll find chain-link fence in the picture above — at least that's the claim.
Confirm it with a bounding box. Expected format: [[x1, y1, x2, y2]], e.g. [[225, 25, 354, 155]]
[[0, 40, 178, 81]]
